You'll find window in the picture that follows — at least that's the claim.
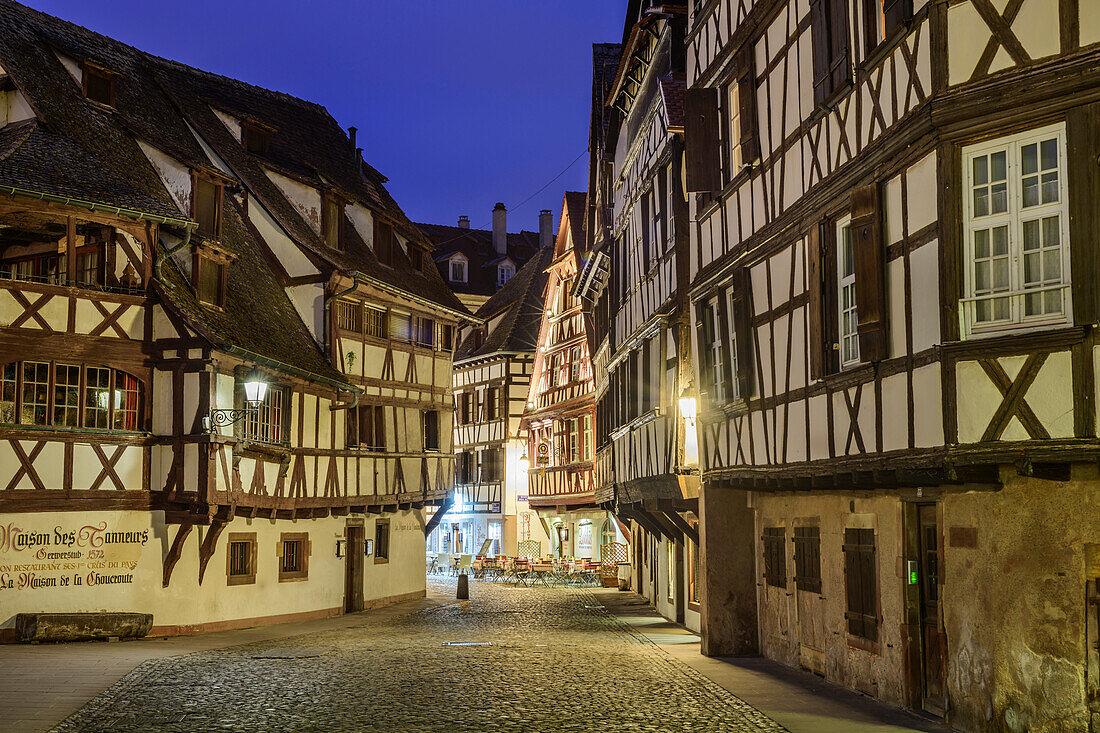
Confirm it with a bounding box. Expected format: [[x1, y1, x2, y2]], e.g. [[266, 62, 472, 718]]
[[566, 418, 580, 464], [450, 258, 467, 283], [374, 520, 390, 562], [243, 385, 286, 444], [365, 307, 387, 339], [415, 316, 435, 348], [837, 216, 859, 366], [0, 361, 142, 431], [348, 404, 385, 451], [423, 410, 439, 452], [226, 533, 257, 586], [962, 125, 1070, 335], [195, 253, 227, 308], [1, 244, 106, 288], [701, 296, 726, 403], [569, 347, 581, 384], [497, 264, 514, 286], [583, 414, 593, 461], [488, 522, 502, 556], [439, 323, 454, 351], [458, 392, 471, 425], [389, 312, 412, 342], [373, 217, 393, 264], [192, 174, 223, 240], [843, 528, 878, 642], [862, 0, 913, 57], [82, 64, 115, 107], [793, 526, 822, 593], [241, 124, 269, 155], [456, 451, 474, 483], [409, 246, 424, 270], [688, 524, 700, 605], [762, 527, 786, 587], [726, 81, 742, 177], [481, 447, 503, 482], [324, 195, 345, 250], [278, 532, 309, 581], [335, 300, 362, 333], [667, 540, 676, 601], [810, 0, 851, 105]]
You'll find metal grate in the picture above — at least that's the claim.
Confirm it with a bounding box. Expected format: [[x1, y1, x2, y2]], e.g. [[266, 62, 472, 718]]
[[441, 641, 492, 647]]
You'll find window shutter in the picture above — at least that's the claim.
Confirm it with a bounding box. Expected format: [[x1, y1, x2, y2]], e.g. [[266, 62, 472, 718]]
[[828, 0, 851, 94], [807, 223, 827, 380], [716, 296, 736, 400], [884, 0, 913, 36], [860, 541, 879, 642], [694, 301, 715, 399], [810, 0, 832, 106], [731, 268, 755, 398], [684, 88, 722, 192], [1068, 102, 1100, 325], [843, 536, 863, 638], [736, 49, 760, 164], [850, 184, 889, 363]]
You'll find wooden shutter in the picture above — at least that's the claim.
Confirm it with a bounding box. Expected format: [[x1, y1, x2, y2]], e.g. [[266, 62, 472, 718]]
[[808, 223, 827, 380], [373, 405, 385, 449], [684, 88, 722, 192], [884, 0, 913, 36], [810, 0, 832, 105], [828, 0, 851, 95], [736, 48, 760, 164], [1068, 102, 1100, 326], [850, 184, 888, 363], [843, 529, 865, 638], [731, 268, 755, 398], [716, 295, 736, 401], [694, 301, 715, 399]]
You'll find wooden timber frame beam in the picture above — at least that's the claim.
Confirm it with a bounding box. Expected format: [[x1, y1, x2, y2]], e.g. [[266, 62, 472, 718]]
[[162, 523, 193, 588], [196, 519, 227, 585], [648, 499, 699, 545], [423, 493, 453, 536]]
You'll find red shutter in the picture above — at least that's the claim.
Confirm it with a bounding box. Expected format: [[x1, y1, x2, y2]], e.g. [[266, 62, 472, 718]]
[[684, 88, 722, 192], [736, 48, 760, 165], [884, 0, 913, 36], [807, 223, 826, 380], [809, 0, 831, 106], [731, 268, 755, 399], [850, 184, 889, 363]]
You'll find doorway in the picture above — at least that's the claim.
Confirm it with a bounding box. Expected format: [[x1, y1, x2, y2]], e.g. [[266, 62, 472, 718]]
[[917, 504, 945, 715], [344, 525, 364, 613]]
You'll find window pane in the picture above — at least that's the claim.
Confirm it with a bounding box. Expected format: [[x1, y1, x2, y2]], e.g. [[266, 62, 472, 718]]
[[84, 366, 111, 428], [195, 179, 219, 237], [990, 182, 1007, 215], [973, 156, 988, 185], [1, 363, 15, 424], [21, 361, 49, 425], [113, 372, 140, 430], [198, 258, 223, 305], [53, 364, 80, 428], [85, 71, 112, 105], [1022, 143, 1037, 175]]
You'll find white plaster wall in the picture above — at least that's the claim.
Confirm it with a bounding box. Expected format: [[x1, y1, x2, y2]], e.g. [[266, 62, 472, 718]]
[[212, 108, 242, 141], [53, 50, 81, 85], [0, 509, 426, 632], [265, 168, 322, 235], [244, 197, 319, 278], [137, 141, 190, 213], [345, 203, 375, 250], [0, 90, 34, 127]]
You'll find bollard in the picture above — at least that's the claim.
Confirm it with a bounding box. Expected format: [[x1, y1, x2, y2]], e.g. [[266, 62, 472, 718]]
[[457, 573, 469, 600]]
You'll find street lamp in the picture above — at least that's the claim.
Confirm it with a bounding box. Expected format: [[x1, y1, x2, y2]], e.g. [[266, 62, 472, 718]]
[[679, 387, 699, 467], [518, 451, 530, 473], [678, 388, 697, 421], [201, 366, 268, 433]]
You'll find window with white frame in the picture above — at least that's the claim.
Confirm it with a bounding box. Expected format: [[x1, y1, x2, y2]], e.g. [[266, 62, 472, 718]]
[[449, 258, 467, 283], [726, 292, 741, 401], [497, 263, 514, 286], [837, 215, 859, 367], [726, 82, 742, 180], [703, 296, 726, 402], [963, 124, 1070, 335]]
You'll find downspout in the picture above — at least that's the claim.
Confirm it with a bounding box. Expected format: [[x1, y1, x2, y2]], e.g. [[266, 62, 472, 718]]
[[322, 279, 360, 408], [222, 346, 361, 412], [153, 224, 195, 287]]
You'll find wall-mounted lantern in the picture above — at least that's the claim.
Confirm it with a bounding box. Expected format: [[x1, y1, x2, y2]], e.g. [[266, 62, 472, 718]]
[[201, 366, 268, 433], [335, 538, 347, 557]]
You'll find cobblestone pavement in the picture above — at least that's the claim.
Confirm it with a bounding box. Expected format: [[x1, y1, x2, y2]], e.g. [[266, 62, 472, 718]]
[[51, 578, 787, 733]]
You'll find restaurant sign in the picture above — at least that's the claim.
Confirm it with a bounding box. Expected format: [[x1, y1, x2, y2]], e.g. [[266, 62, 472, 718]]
[[0, 521, 147, 591]]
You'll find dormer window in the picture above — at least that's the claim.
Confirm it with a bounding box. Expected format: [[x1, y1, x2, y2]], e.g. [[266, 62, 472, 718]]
[[191, 172, 224, 240], [450, 258, 467, 283], [192, 246, 232, 308], [241, 123, 269, 155], [497, 263, 515, 286], [323, 194, 345, 250], [82, 63, 116, 107], [373, 216, 394, 265]]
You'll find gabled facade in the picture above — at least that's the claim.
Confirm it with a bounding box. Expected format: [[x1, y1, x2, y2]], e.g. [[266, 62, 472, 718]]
[[686, 0, 1100, 728], [0, 1, 467, 639], [521, 192, 620, 558], [430, 247, 554, 558], [583, 2, 701, 631]]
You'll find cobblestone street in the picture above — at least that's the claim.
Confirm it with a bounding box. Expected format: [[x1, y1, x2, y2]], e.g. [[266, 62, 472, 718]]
[[48, 578, 786, 733]]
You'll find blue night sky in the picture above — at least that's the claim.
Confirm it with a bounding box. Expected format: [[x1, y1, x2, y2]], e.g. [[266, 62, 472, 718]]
[[25, 1, 626, 231]]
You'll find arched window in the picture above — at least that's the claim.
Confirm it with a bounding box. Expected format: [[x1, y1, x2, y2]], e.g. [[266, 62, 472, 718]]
[[0, 361, 142, 430]]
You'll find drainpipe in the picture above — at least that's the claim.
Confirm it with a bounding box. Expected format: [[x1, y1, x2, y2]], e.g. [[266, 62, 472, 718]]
[[153, 225, 195, 288], [223, 346, 361, 411], [322, 279, 360, 409]]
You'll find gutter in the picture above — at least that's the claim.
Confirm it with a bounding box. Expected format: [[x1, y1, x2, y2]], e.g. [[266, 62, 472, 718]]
[[348, 270, 482, 324], [223, 346, 361, 411], [0, 184, 193, 228]]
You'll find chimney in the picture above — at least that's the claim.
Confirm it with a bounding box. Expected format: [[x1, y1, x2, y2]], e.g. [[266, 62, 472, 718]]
[[348, 126, 357, 151], [492, 202, 507, 256], [539, 209, 554, 250], [458, 215, 470, 229]]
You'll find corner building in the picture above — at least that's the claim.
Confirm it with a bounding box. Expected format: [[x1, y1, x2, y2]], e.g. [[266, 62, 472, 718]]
[[685, 0, 1100, 729], [0, 2, 465, 638]]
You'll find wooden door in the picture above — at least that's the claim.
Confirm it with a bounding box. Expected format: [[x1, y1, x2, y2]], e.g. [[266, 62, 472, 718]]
[[918, 505, 945, 714], [344, 525, 364, 613]]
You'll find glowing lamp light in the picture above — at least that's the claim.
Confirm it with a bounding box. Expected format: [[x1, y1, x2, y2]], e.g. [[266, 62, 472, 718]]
[[518, 452, 531, 473], [242, 367, 268, 408]]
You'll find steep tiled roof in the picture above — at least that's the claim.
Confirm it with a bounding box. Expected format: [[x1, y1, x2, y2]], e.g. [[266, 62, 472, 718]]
[[554, 191, 588, 260], [418, 221, 540, 299], [0, 0, 466, 380], [455, 246, 551, 361]]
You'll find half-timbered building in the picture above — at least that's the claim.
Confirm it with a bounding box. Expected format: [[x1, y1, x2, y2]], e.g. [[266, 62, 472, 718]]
[[685, 0, 1100, 728], [431, 247, 553, 558], [578, 6, 701, 629], [521, 192, 617, 557], [0, 2, 465, 639]]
